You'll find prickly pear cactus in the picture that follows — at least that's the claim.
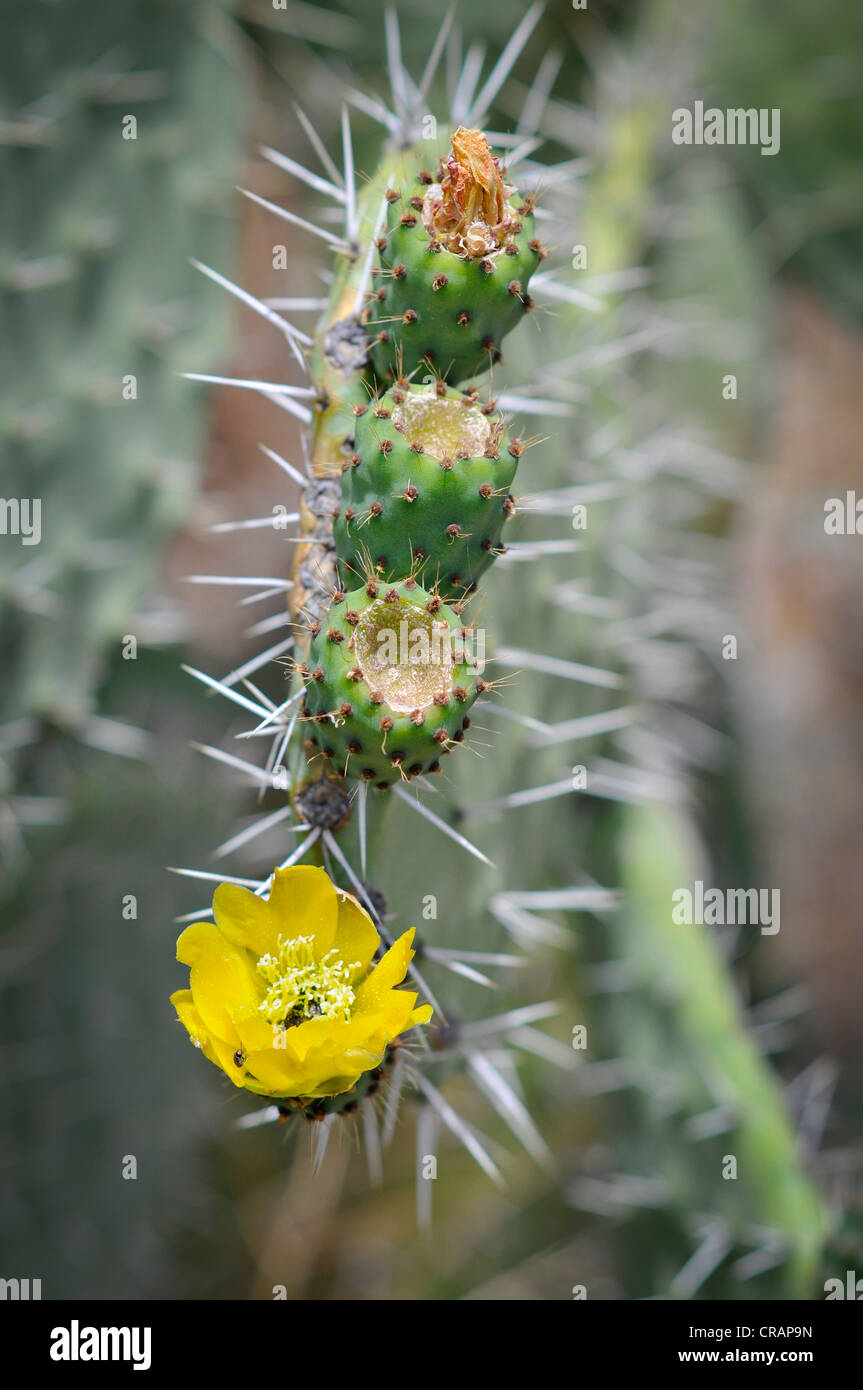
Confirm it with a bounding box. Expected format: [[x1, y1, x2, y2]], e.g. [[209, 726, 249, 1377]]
[[175, 8, 838, 1298], [176, 19, 570, 1180]]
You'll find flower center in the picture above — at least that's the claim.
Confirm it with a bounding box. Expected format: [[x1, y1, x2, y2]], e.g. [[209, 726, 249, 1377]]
[[256, 935, 357, 1026]]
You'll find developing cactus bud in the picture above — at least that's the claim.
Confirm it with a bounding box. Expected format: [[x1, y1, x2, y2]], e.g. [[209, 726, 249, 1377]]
[[302, 577, 481, 786], [334, 381, 518, 597], [369, 128, 541, 385]]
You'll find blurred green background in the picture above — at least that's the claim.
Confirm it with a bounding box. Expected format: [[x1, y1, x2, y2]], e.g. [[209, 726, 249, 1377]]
[[1, 0, 861, 1299]]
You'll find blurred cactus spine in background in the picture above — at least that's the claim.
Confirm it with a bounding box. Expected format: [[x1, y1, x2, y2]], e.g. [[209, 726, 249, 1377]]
[[0, 0, 246, 822], [0, 0, 251, 1298]]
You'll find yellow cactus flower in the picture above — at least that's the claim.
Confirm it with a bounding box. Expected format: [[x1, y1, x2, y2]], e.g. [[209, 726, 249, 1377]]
[[171, 865, 432, 1101]]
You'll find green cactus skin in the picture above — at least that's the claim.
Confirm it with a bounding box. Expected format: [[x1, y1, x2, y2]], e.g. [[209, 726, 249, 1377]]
[[301, 577, 481, 787], [333, 382, 518, 597], [610, 805, 828, 1298], [368, 159, 542, 386]]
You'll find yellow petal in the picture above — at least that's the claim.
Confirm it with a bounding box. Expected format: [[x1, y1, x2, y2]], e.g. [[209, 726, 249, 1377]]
[[213, 883, 280, 957], [379, 988, 422, 1035], [241, 1045, 305, 1095], [240, 991, 430, 1098], [353, 928, 415, 1012], [176, 920, 225, 967], [233, 1011, 284, 1055], [245, 1028, 373, 1097], [171, 989, 245, 1084], [171, 989, 217, 1059], [332, 1006, 393, 1050], [180, 930, 261, 1045], [303, 1073, 368, 1099], [267, 865, 338, 960], [277, 1013, 355, 1063], [333, 890, 380, 977], [209, 1032, 249, 1087]]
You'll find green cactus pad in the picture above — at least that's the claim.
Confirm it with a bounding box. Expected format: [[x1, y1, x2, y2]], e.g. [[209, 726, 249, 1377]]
[[333, 382, 519, 597], [368, 130, 543, 385], [301, 577, 482, 787]]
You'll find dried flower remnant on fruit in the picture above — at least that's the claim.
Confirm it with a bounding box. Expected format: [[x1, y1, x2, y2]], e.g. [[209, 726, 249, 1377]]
[[423, 128, 514, 259]]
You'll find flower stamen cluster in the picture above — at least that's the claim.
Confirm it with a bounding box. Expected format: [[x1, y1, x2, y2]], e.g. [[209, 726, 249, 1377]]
[[257, 935, 358, 1026]]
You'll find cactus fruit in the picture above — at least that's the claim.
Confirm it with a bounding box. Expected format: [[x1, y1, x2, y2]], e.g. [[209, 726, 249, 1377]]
[[369, 128, 542, 385], [333, 381, 517, 596], [301, 577, 481, 786]]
